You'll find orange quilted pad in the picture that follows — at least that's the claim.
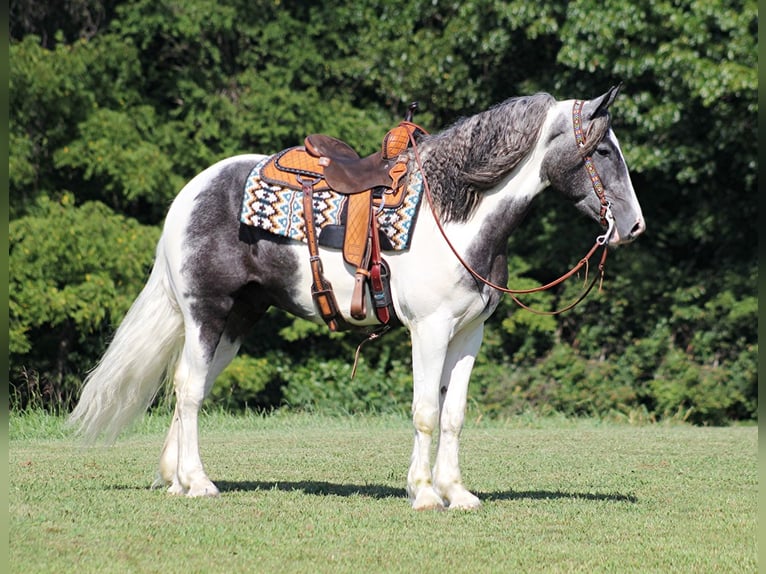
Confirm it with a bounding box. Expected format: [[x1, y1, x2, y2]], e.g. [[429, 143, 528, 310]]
[[260, 147, 333, 192]]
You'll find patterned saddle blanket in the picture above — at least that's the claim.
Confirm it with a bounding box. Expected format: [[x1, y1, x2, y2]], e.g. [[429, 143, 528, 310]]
[[239, 155, 423, 251]]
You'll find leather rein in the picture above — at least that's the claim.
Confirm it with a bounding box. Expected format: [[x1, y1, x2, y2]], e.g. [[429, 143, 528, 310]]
[[406, 99, 615, 316]]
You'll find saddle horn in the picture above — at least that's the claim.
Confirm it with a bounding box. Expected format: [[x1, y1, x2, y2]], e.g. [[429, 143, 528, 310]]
[[405, 102, 418, 122]]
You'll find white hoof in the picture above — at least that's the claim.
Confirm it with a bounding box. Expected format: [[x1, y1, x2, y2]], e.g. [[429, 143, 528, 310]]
[[439, 484, 482, 510], [186, 479, 220, 498], [411, 487, 446, 510], [166, 482, 186, 496], [447, 492, 482, 510]]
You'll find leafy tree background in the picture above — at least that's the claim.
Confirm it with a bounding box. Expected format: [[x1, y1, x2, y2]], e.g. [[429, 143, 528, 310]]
[[9, 0, 757, 424]]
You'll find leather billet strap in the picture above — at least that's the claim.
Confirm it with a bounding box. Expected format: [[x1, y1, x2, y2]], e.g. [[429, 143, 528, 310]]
[[298, 175, 345, 331], [350, 266, 370, 320]]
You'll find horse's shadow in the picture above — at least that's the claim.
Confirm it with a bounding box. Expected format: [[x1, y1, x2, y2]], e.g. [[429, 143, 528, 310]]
[[215, 480, 637, 504]]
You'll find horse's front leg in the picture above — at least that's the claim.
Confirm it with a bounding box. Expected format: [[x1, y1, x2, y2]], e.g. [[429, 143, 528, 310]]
[[407, 322, 450, 510], [433, 322, 484, 509]]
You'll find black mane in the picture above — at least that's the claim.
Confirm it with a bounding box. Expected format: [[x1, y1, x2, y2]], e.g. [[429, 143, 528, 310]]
[[418, 93, 556, 223]]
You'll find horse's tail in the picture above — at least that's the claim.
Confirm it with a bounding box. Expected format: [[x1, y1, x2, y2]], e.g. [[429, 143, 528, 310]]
[[69, 235, 184, 442]]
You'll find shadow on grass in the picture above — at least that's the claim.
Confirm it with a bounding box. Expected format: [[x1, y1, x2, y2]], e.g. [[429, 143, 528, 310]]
[[215, 480, 637, 503], [481, 489, 637, 503], [216, 480, 404, 499]]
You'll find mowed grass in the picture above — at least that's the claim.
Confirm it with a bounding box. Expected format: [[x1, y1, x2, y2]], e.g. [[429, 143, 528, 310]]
[[10, 411, 757, 573]]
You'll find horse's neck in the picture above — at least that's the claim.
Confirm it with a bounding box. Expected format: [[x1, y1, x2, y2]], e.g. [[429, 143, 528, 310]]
[[440, 144, 549, 250], [425, 105, 554, 234]]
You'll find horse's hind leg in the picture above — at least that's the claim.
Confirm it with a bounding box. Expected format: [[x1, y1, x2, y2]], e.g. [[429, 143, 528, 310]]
[[158, 323, 241, 497]]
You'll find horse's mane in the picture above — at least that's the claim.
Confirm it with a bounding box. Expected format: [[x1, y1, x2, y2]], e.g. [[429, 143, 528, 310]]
[[418, 93, 556, 223]]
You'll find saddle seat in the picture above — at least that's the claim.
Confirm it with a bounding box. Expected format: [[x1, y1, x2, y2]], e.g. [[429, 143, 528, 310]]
[[304, 134, 407, 195], [303, 134, 358, 161]]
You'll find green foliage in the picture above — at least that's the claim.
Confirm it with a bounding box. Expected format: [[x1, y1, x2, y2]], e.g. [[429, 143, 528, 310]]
[[8, 0, 757, 424], [208, 353, 282, 410], [649, 346, 756, 426], [53, 106, 183, 212], [494, 256, 558, 363], [477, 345, 638, 419], [9, 193, 160, 407], [280, 348, 413, 415], [9, 32, 147, 216]]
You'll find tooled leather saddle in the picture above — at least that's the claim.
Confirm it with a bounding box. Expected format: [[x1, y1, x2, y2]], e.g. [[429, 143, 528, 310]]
[[258, 104, 426, 331]]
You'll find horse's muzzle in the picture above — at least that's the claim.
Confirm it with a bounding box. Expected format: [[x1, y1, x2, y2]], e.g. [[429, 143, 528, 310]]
[[610, 216, 646, 245]]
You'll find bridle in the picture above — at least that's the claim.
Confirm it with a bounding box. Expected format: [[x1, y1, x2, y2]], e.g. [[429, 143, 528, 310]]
[[408, 99, 616, 315]]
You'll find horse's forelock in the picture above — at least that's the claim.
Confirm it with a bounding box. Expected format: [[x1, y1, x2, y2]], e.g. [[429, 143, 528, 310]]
[[581, 112, 611, 157], [420, 93, 556, 223]]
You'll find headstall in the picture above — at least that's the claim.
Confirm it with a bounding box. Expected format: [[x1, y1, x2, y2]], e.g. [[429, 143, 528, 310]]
[[572, 99, 615, 235]]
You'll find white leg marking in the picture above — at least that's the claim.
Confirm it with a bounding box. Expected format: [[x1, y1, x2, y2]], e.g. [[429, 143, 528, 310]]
[[167, 327, 240, 498], [156, 408, 184, 494], [172, 341, 219, 497], [407, 322, 449, 510], [433, 324, 484, 510]]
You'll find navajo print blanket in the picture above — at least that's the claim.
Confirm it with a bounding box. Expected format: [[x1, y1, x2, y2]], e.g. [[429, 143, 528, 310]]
[[240, 156, 423, 251]]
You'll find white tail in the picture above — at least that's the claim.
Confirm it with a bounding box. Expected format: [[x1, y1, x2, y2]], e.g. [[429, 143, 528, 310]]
[[69, 237, 184, 442]]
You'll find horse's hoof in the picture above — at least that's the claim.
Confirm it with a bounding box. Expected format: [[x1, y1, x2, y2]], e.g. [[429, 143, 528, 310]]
[[411, 488, 446, 511], [438, 484, 482, 510], [186, 480, 220, 498], [166, 482, 186, 496], [448, 494, 482, 510]]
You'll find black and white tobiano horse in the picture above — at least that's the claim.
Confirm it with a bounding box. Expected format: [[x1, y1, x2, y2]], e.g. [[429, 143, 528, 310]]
[[70, 86, 644, 510]]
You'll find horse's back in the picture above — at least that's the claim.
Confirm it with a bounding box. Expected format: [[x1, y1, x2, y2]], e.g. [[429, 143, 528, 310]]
[[161, 153, 264, 256], [166, 154, 267, 229]]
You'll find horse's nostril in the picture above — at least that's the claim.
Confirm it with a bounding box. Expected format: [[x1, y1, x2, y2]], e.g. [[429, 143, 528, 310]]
[[631, 218, 646, 237]]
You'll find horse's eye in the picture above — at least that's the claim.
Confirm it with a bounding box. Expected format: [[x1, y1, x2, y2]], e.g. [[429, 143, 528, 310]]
[[596, 147, 610, 157]]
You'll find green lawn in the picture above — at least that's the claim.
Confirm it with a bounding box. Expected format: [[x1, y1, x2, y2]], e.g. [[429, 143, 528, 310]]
[[9, 412, 757, 573]]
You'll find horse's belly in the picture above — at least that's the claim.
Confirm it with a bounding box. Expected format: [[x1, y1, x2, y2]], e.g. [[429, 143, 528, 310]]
[[279, 243, 387, 328], [270, 238, 492, 333]]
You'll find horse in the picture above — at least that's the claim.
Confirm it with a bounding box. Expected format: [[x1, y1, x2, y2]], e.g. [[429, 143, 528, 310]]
[[69, 86, 645, 510]]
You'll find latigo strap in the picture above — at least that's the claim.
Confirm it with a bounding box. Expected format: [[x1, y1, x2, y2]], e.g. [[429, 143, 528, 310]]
[[298, 175, 344, 331]]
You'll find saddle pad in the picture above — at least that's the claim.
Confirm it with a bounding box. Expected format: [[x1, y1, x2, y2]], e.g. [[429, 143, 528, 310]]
[[240, 156, 423, 251]]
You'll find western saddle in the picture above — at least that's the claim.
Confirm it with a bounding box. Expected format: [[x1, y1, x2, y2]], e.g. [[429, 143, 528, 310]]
[[259, 104, 426, 331]]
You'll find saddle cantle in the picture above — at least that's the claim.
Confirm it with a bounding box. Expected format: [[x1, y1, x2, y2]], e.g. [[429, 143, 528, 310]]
[[257, 112, 427, 331], [259, 147, 332, 192]]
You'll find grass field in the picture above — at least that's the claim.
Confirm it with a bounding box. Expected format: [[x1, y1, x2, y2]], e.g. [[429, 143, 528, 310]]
[[9, 411, 757, 573]]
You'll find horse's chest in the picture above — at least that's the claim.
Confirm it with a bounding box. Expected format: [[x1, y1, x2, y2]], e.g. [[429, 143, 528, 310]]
[[391, 262, 497, 327]]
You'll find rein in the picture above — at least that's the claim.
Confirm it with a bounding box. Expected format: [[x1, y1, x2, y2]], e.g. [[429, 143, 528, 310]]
[[406, 100, 614, 316]]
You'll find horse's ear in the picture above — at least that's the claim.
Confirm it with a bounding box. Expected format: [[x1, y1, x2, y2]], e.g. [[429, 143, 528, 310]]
[[580, 83, 622, 149], [587, 83, 622, 120]]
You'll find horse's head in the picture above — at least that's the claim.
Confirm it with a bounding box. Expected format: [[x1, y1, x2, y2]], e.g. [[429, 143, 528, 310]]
[[543, 85, 645, 245]]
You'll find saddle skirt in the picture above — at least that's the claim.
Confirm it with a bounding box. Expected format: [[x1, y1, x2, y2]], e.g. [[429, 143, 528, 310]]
[[239, 156, 424, 252]]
